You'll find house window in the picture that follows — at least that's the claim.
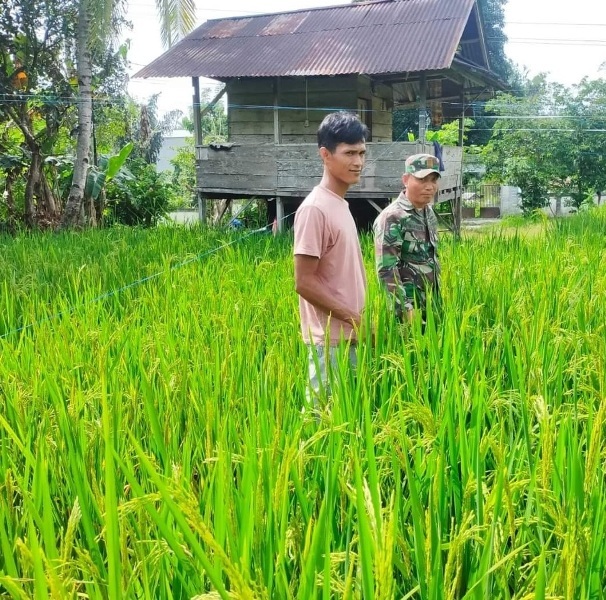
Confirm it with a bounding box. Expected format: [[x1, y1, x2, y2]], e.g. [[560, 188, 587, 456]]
[[357, 98, 372, 141]]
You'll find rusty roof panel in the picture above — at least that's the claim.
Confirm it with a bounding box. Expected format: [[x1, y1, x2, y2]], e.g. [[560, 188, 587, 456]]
[[204, 18, 254, 39], [260, 13, 308, 36], [135, 0, 477, 80]]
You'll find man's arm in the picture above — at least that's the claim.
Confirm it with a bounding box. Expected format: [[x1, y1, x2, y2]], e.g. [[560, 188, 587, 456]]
[[294, 254, 361, 327], [373, 215, 413, 319]]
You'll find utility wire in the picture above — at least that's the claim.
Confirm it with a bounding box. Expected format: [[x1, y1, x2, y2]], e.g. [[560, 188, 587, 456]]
[[6, 87, 606, 113], [504, 38, 606, 46], [506, 21, 606, 27], [0, 213, 294, 341], [4, 98, 606, 135], [0, 109, 435, 342], [468, 127, 606, 132]]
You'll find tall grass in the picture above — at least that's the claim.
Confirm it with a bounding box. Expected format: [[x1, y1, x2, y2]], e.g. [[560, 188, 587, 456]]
[[0, 208, 605, 598]]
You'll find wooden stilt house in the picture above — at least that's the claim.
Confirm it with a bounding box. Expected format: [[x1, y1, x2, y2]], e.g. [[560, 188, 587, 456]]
[[135, 0, 505, 230]]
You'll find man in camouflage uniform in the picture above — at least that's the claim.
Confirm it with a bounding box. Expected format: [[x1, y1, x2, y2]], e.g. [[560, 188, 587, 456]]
[[373, 153, 441, 322]]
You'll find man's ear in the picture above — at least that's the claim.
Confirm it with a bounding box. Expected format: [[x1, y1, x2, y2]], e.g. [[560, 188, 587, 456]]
[[402, 173, 408, 188], [319, 147, 331, 161]]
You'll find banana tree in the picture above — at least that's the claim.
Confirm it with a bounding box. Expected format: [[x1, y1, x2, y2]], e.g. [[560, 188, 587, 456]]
[[84, 141, 133, 225]]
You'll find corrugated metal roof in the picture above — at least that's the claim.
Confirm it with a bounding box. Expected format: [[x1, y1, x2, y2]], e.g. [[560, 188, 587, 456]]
[[135, 0, 477, 80]]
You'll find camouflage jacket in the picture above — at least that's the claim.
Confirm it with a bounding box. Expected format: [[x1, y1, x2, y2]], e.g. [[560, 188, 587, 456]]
[[373, 192, 441, 318]]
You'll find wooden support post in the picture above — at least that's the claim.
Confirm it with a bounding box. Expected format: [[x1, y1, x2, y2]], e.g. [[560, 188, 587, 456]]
[[366, 199, 385, 214], [192, 77, 207, 224], [192, 81, 227, 226], [276, 197, 285, 233], [453, 176, 462, 238], [274, 77, 281, 145], [192, 77, 203, 147], [216, 198, 233, 225], [458, 92, 465, 148], [199, 86, 227, 119], [198, 194, 207, 224], [418, 73, 427, 144], [273, 78, 282, 233], [454, 91, 465, 237]]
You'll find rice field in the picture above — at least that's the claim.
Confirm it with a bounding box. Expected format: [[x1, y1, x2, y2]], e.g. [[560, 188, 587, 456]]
[[0, 208, 605, 599]]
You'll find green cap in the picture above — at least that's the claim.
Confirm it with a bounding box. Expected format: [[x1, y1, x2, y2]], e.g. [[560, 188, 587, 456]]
[[405, 153, 441, 178]]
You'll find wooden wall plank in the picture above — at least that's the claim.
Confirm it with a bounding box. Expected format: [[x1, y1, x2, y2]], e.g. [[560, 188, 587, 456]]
[[196, 142, 463, 200], [230, 110, 275, 123], [229, 134, 275, 143]]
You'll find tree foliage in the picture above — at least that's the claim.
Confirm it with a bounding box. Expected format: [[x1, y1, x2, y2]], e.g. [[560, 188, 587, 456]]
[[58, 0, 193, 229], [483, 77, 606, 213], [171, 88, 227, 207], [180, 87, 227, 144], [476, 0, 515, 84], [0, 0, 183, 230], [0, 0, 76, 227], [0, 0, 132, 229], [561, 78, 606, 206], [126, 94, 183, 164], [169, 139, 196, 207], [104, 158, 173, 226], [155, 0, 197, 49]]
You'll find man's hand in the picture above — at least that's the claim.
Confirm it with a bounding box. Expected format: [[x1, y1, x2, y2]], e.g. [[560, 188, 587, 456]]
[[356, 318, 377, 347], [341, 312, 362, 329], [295, 255, 362, 329]]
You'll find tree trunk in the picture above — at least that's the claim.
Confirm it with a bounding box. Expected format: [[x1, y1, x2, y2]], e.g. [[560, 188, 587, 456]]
[[5, 107, 59, 228], [1, 172, 17, 234], [24, 151, 41, 228], [60, 0, 93, 229], [23, 147, 60, 229], [83, 193, 97, 227], [37, 167, 59, 227], [4, 171, 17, 226], [555, 195, 562, 217], [95, 189, 106, 226]]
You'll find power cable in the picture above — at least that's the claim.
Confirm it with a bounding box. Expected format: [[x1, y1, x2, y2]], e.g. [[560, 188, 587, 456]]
[[5, 93, 606, 127], [0, 212, 295, 341], [0, 103, 442, 342], [506, 21, 606, 27], [503, 38, 606, 46]]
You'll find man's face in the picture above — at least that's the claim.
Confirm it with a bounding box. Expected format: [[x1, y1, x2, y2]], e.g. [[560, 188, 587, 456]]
[[320, 142, 366, 187], [403, 172, 440, 207]]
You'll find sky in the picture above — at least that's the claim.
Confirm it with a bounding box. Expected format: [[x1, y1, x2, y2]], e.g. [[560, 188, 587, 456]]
[[124, 0, 606, 118]]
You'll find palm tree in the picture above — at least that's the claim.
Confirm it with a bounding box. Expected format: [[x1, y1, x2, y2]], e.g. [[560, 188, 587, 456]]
[[156, 0, 197, 49], [61, 0, 196, 228], [60, 0, 96, 228]]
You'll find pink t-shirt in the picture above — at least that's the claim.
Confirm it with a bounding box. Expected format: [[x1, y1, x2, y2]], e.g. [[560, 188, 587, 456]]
[[294, 185, 367, 345]]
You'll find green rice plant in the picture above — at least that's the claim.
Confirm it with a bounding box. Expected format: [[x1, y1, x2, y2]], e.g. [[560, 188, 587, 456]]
[[0, 208, 605, 598]]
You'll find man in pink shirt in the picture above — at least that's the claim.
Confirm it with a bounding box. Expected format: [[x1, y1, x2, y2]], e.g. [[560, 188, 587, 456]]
[[293, 112, 368, 408]]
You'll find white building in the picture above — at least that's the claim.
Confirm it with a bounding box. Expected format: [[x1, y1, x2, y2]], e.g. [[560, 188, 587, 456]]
[[156, 129, 192, 172]]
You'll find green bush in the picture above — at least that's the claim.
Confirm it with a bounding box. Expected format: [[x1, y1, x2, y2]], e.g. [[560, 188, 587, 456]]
[[170, 140, 196, 208], [104, 159, 174, 226]]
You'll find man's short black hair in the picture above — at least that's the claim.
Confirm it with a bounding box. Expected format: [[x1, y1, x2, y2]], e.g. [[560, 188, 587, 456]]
[[317, 111, 369, 153]]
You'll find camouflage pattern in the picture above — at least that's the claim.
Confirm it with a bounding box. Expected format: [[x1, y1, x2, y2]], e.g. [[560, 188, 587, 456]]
[[404, 153, 441, 178], [373, 192, 441, 319]]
